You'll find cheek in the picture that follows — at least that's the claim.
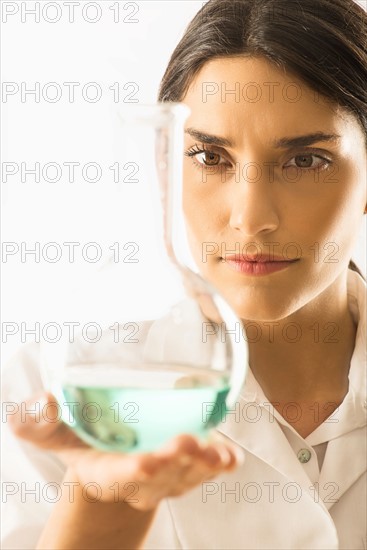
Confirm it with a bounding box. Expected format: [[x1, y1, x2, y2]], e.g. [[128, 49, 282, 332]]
[[305, 165, 364, 257], [183, 201, 212, 271], [183, 184, 229, 275], [183, 168, 227, 240]]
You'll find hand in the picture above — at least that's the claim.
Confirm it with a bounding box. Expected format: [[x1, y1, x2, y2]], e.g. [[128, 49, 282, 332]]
[[9, 392, 245, 511]]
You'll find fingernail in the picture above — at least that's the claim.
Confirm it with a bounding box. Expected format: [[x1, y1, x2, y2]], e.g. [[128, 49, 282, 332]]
[[233, 446, 246, 466]]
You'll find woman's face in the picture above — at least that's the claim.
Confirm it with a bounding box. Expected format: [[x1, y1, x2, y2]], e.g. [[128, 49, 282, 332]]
[[181, 56, 366, 321]]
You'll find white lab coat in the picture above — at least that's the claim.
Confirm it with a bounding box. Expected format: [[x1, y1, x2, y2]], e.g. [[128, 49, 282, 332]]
[[1, 269, 366, 549]]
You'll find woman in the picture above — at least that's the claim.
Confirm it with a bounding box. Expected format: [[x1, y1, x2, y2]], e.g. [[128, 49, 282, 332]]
[[3, 0, 366, 548]]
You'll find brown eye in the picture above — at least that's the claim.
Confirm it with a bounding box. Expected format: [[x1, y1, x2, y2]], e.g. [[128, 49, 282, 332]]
[[294, 155, 313, 168], [184, 145, 231, 170], [283, 152, 331, 172], [202, 151, 221, 166]]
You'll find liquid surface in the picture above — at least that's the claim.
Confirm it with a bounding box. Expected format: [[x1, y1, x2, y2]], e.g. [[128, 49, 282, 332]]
[[61, 363, 230, 452]]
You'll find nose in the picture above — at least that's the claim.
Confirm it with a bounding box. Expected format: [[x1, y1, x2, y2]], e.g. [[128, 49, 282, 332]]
[[229, 164, 279, 237]]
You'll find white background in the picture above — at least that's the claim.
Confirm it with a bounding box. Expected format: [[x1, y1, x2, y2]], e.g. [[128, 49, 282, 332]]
[[2, 0, 366, 363], [2, 1, 205, 362]]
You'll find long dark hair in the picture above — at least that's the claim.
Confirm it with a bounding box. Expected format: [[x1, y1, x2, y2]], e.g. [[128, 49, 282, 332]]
[[158, 0, 367, 280]]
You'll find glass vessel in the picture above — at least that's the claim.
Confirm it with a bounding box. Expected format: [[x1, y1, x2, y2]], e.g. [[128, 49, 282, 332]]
[[41, 103, 248, 453]]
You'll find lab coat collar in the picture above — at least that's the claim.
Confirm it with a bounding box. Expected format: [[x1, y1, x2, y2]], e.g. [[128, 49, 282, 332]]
[[217, 269, 366, 505]]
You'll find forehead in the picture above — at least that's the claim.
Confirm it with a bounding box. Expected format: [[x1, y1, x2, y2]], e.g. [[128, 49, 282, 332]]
[[182, 56, 357, 148]]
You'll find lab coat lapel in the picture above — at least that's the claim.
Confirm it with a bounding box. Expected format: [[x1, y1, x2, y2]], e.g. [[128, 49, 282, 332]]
[[317, 426, 367, 510], [216, 394, 318, 498]]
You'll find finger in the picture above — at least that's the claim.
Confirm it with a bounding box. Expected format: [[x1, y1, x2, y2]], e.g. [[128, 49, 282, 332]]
[[128, 437, 244, 505], [71, 436, 243, 509], [153, 433, 202, 463], [154, 433, 244, 471], [84, 436, 203, 508], [207, 431, 246, 469], [8, 393, 88, 451]]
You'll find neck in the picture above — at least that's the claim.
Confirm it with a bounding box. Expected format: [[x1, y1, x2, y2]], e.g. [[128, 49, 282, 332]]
[[245, 270, 357, 410]]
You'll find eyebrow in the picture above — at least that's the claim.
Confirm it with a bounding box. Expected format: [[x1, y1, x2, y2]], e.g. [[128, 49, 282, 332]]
[[184, 128, 341, 148], [185, 128, 232, 147], [274, 132, 341, 148]]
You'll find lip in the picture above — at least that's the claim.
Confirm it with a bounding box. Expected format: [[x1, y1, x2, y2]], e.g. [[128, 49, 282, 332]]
[[222, 255, 300, 276]]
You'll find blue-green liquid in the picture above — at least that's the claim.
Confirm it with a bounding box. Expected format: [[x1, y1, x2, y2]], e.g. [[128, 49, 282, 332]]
[[61, 367, 229, 453]]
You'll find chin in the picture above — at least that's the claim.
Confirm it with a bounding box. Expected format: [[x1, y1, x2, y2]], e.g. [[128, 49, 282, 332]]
[[221, 289, 302, 323]]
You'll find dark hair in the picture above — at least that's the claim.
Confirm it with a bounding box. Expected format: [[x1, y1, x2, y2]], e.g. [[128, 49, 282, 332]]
[[158, 0, 366, 280]]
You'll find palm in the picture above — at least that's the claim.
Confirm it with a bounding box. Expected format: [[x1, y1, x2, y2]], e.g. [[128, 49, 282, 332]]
[[10, 393, 244, 510]]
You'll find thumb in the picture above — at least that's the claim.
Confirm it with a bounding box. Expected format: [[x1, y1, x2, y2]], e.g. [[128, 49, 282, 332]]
[[8, 393, 87, 451]]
